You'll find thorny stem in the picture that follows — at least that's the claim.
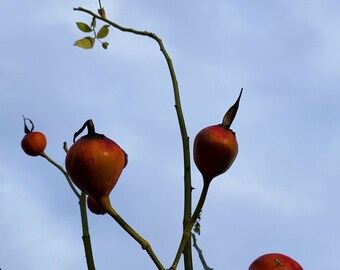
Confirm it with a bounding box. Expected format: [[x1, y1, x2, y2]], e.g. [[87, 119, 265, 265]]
[[39, 151, 96, 270], [73, 6, 193, 270], [170, 183, 210, 270]]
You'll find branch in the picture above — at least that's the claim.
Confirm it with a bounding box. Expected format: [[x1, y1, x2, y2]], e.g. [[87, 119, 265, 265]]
[[39, 151, 96, 269], [79, 193, 97, 270], [191, 233, 213, 270], [40, 151, 80, 199], [98, 197, 165, 270], [73, 6, 193, 270], [170, 183, 210, 270]]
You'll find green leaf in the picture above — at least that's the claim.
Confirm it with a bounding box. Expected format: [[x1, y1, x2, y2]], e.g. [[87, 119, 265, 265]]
[[74, 37, 95, 49], [76, 22, 92, 33], [97, 25, 109, 39], [102, 42, 109, 49]]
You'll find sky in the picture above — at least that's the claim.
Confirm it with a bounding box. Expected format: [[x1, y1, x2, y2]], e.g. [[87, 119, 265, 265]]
[[1, 0, 340, 269]]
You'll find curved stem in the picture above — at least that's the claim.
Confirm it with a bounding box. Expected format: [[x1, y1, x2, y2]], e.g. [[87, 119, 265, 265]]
[[73, 7, 193, 270], [40, 151, 81, 199], [98, 197, 165, 270], [170, 183, 210, 270]]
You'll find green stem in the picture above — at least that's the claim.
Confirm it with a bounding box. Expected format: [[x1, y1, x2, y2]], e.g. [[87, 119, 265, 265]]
[[40, 151, 96, 270], [79, 193, 96, 270], [98, 197, 165, 270], [170, 183, 210, 270], [40, 151, 80, 199], [73, 7, 193, 270]]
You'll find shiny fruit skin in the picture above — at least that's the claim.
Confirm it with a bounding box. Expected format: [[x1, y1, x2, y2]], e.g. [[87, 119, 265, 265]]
[[87, 196, 106, 215], [21, 131, 47, 156], [249, 253, 303, 270], [65, 136, 127, 200], [193, 124, 238, 182]]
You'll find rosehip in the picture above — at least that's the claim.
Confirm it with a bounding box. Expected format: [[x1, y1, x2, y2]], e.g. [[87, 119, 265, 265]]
[[21, 117, 47, 156], [194, 125, 238, 182], [194, 89, 242, 183], [249, 253, 303, 270], [65, 120, 127, 212]]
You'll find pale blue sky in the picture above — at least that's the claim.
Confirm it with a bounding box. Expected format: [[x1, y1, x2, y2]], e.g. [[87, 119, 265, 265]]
[[1, 0, 340, 269]]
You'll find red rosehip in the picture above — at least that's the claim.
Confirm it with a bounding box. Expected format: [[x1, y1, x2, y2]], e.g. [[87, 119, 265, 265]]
[[194, 89, 242, 183], [65, 120, 127, 212], [21, 117, 47, 156], [249, 253, 303, 270]]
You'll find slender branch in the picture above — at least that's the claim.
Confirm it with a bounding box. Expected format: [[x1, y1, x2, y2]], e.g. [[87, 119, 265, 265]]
[[79, 193, 96, 270], [191, 233, 213, 270], [39, 150, 96, 269], [73, 7, 193, 270], [98, 0, 102, 10], [170, 183, 210, 270], [40, 151, 81, 199], [98, 197, 165, 270]]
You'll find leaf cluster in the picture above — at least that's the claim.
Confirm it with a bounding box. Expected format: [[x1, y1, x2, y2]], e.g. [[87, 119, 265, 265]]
[[74, 15, 110, 49]]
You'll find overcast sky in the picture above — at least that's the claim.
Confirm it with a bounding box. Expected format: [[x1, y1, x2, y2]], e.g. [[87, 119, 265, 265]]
[[1, 0, 340, 269]]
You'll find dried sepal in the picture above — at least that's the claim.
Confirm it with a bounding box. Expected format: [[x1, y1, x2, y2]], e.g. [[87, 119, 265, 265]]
[[222, 88, 243, 128]]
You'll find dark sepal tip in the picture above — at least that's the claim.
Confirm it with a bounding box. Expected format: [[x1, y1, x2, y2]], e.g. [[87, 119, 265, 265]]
[[222, 88, 243, 128], [22, 115, 34, 134]]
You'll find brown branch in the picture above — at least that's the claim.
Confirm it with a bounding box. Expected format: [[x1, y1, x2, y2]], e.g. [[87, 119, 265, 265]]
[[191, 233, 213, 270]]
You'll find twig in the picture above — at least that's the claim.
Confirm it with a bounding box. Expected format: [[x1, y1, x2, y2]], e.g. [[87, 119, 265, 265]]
[[170, 183, 210, 270], [191, 233, 213, 270], [39, 151, 96, 269], [40, 151, 80, 199], [98, 196, 166, 270]]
